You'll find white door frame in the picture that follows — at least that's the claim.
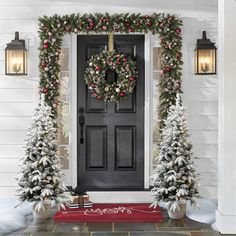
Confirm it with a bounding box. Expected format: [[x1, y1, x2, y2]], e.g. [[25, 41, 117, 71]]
[[70, 33, 155, 197]]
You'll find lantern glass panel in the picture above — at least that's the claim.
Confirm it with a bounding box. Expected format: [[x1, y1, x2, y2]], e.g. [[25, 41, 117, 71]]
[[195, 49, 216, 74], [6, 49, 27, 75]]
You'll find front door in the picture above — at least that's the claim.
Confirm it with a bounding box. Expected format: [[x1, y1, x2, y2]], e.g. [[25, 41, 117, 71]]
[[77, 35, 144, 191]]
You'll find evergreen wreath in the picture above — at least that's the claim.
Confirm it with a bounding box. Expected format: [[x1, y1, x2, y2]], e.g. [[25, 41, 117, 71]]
[[84, 50, 138, 102]]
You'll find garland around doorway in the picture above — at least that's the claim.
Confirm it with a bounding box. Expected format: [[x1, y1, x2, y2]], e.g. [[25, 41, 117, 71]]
[[38, 13, 183, 124]]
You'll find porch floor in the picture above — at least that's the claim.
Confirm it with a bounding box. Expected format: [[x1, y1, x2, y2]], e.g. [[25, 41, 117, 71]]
[[6, 208, 227, 236]]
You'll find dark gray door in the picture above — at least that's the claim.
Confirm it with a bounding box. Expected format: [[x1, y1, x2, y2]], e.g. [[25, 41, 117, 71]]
[[77, 35, 144, 191]]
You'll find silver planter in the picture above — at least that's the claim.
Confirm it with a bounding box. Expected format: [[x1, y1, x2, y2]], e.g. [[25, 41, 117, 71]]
[[167, 203, 186, 219], [32, 201, 51, 220]]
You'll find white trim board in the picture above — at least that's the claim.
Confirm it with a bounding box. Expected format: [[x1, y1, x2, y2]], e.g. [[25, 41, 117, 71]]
[[70, 33, 154, 201]]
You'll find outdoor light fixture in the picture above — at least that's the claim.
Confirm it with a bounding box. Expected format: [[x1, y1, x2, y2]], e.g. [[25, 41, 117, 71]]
[[5, 32, 27, 75], [194, 31, 216, 75]]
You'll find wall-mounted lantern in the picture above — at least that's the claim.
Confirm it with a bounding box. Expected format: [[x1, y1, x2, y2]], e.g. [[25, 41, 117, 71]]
[[194, 31, 216, 75], [5, 32, 27, 75]]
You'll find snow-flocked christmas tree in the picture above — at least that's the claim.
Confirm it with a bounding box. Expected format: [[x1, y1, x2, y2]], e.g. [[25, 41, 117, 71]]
[[16, 94, 68, 210], [151, 94, 200, 211]]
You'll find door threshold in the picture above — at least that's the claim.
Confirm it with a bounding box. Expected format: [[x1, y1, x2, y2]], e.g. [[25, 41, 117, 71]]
[[68, 186, 151, 192], [88, 191, 153, 203]]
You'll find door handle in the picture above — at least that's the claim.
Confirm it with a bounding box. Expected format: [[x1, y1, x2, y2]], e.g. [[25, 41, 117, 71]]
[[79, 107, 85, 144]]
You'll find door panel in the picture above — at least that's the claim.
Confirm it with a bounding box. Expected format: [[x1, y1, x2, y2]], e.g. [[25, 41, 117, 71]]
[[77, 35, 144, 191], [115, 126, 136, 170]]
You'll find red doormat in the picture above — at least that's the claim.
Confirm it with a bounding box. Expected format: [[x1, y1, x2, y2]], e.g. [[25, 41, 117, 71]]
[[53, 203, 164, 222]]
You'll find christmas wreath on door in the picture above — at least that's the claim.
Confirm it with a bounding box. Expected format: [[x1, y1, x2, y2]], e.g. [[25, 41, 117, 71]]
[[84, 50, 138, 102]]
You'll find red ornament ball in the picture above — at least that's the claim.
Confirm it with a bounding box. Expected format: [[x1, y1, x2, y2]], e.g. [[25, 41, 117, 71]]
[[92, 92, 97, 97], [166, 66, 171, 72], [102, 25, 107, 31], [42, 88, 48, 93], [116, 60, 121, 65], [95, 66, 101, 71], [129, 76, 135, 81], [123, 57, 128, 62], [43, 43, 49, 49], [119, 92, 125, 97], [176, 28, 181, 34]]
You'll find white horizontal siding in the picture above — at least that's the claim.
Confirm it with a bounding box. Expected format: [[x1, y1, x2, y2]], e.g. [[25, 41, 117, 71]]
[[0, 89, 34, 102], [182, 18, 218, 199], [195, 158, 218, 173], [0, 187, 17, 197], [0, 77, 35, 89], [184, 87, 218, 101], [200, 185, 217, 199], [0, 19, 38, 33], [191, 130, 218, 144], [183, 77, 218, 88], [193, 144, 218, 158], [0, 159, 20, 173], [187, 115, 218, 130], [0, 145, 25, 158], [0, 173, 17, 186], [0, 131, 27, 144], [0, 103, 35, 117], [200, 172, 218, 186], [0, 117, 31, 130], [186, 101, 218, 116]]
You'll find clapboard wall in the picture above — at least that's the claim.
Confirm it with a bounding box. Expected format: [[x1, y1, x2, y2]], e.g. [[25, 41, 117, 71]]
[[182, 18, 218, 199], [0, 3, 218, 198]]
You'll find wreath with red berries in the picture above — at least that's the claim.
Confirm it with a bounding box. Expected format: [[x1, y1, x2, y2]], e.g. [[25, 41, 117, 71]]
[[84, 50, 138, 102]]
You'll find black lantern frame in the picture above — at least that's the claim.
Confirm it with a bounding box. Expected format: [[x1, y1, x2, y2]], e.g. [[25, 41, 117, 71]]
[[5, 32, 27, 75], [194, 31, 217, 75]]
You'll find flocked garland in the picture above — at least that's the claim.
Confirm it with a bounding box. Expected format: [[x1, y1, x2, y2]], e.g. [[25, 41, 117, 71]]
[[38, 13, 183, 126], [84, 50, 138, 102]]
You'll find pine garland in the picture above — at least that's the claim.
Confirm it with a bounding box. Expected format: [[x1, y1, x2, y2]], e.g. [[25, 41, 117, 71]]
[[38, 12, 183, 125]]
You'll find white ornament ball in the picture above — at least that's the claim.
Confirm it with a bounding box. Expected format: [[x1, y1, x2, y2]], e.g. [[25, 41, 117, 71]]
[[57, 24, 61, 28], [74, 28, 78, 33], [64, 21, 67, 25], [44, 39, 48, 43], [111, 95, 115, 99], [48, 32, 52, 36], [89, 62, 93, 66], [115, 88, 120, 93], [104, 87, 109, 92], [44, 67, 49, 71]]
